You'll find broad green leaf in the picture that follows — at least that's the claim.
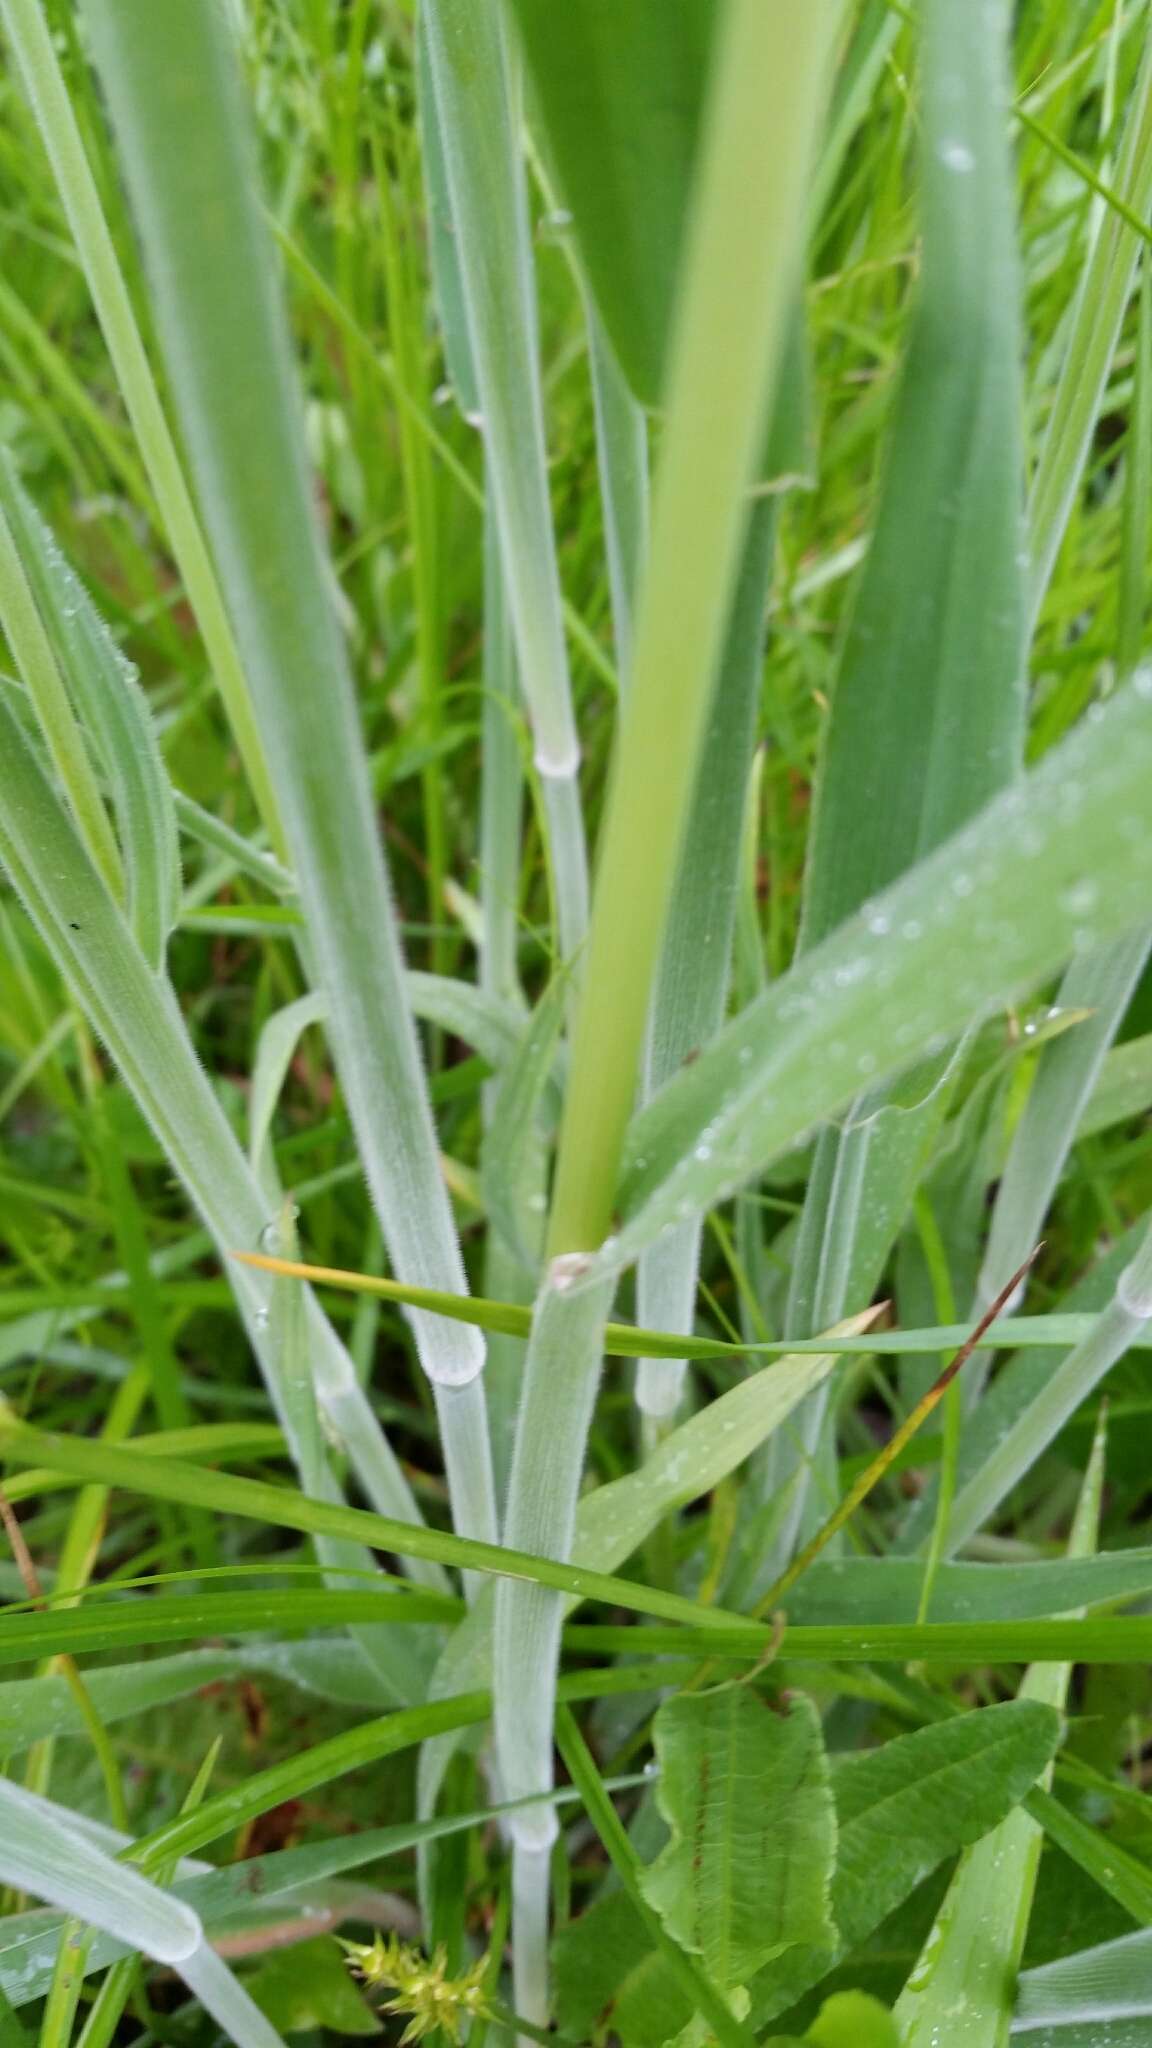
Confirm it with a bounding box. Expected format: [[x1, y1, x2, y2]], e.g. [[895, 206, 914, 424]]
[[641, 1688, 837, 1987], [749, 1701, 1063, 2025], [245, 1939, 379, 2038], [506, 0, 717, 406], [610, 674, 1152, 1280], [552, 1890, 693, 2048]]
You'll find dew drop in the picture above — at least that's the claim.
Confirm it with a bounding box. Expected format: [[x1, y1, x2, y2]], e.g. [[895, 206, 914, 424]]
[[940, 139, 975, 172]]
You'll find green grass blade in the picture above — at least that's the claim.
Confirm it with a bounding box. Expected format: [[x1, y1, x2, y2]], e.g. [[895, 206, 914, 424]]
[[770, 0, 1027, 1561], [0, 460, 179, 969], [0, 0, 285, 854], [78, 0, 496, 1552], [0, 496, 121, 901], [1027, 29, 1152, 616], [0, 686, 439, 1627], [893, 1414, 1106, 2046], [941, 1214, 1152, 1551], [611, 674, 1152, 1280], [419, 0, 588, 958], [505, 0, 717, 406]]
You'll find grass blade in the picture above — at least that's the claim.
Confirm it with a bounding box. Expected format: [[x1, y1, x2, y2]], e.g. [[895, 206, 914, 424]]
[[611, 673, 1152, 1281], [78, 0, 496, 1542], [0, 0, 285, 853]]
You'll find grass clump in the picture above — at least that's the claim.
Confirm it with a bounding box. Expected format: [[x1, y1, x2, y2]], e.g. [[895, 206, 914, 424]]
[[1, 3, 1152, 2046]]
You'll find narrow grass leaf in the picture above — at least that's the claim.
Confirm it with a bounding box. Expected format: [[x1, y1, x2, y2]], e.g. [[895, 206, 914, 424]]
[[506, 0, 716, 406], [893, 1415, 1106, 2046], [1016, 1929, 1152, 2033], [419, 0, 587, 955], [0, 0, 284, 850], [612, 674, 1152, 1278], [0, 460, 179, 968], [0, 686, 437, 1625], [770, 0, 1027, 1555], [79, 0, 494, 1463]]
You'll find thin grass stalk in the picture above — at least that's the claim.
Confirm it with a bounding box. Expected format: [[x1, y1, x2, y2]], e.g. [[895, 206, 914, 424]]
[[494, 4, 842, 2024], [78, 0, 497, 1549], [479, 518, 531, 1506], [943, 1217, 1152, 1553], [419, 0, 588, 959], [586, 301, 648, 682], [967, 928, 1150, 1365], [0, 0, 285, 859], [635, 497, 776, 1427]]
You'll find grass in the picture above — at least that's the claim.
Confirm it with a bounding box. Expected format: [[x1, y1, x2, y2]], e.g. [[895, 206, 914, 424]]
[[1, 2, 1152, 2045]]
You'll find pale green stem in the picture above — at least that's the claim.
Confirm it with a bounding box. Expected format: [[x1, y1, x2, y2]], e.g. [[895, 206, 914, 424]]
[[635, 498, 776, 1424], [420, 0, 589, 954], [587, 301, 649, 683], [0, 0, 286, 857], [495, 4, 842, 2023], [479, 517, 530, 1507], [547, 4, 841, 1259]]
